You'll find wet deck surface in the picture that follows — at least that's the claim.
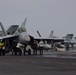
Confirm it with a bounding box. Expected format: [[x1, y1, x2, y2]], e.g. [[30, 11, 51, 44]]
[[0, 50, 76, 75]]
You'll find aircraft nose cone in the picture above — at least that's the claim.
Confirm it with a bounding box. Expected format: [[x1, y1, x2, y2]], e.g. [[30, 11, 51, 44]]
[[19, 32, 31, 44], [24, 35, 30, 42]]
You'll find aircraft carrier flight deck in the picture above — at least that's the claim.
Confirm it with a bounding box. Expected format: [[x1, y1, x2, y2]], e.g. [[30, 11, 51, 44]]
[[0, 49, 76, 75]]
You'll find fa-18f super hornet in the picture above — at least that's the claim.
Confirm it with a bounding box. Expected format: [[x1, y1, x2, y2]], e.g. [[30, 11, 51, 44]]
[[0, 18, 64, 55], [0, 18, 32, 55]]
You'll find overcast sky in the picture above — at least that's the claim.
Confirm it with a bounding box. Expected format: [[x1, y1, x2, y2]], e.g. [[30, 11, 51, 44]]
[[0, 0, 76, 37]]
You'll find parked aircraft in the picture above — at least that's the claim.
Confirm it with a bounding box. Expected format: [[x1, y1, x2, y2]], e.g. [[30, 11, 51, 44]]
[[0, 18, 32, 55], [0, 18, 65, 55], [36, 30, 65, 51], [6, 18, 64, 47], [36, 30, 76, 52]]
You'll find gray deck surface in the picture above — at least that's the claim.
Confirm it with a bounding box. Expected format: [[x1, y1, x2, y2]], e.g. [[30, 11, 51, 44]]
[[0, 50, 76, 75]]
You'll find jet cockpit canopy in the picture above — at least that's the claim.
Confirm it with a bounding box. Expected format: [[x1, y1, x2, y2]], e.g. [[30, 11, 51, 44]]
[[18, 27, 26, 33]]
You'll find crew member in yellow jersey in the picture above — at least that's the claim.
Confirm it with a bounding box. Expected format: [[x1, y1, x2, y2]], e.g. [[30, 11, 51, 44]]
[[0, 40, 4, 56]]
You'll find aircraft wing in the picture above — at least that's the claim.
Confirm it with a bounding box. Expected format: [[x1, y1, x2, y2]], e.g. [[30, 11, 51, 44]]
[[4, 35, 19, 39], [0, 35, 19, 40], [0, 35, 18, 45], [34, 37, 64, 42]]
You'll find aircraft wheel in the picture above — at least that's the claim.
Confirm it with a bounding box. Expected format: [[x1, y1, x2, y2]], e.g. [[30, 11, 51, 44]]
[[2, 50, 5, 55], [14, 50, 17, 55], [18, 48, 22, 56], [0, 51, 1, 56], [19, 50, 22, 56], [23, 50, 26, 55], [28, 49, 31, 55], [0, 49, 2, 56]]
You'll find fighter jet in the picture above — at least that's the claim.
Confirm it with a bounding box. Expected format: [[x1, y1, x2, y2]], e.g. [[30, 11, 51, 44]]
[[0, 18, 65, 55], [0, 18, 32, 55]]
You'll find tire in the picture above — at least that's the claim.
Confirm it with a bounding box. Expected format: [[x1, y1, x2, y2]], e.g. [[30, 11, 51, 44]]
[[0, 51, 1, 56], [2, 50, 5, 55], [28, 49, 31, 55]]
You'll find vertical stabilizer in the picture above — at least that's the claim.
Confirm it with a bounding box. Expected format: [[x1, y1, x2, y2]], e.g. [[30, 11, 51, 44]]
[[7, 25, 19, 35], [66, 34, 74, 41], [21, 17, 27, 27], [37, 30, 41, 37], [14, 18, 27, 35], [49, 30, 53, 38], [0, 22, 7, 36]]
